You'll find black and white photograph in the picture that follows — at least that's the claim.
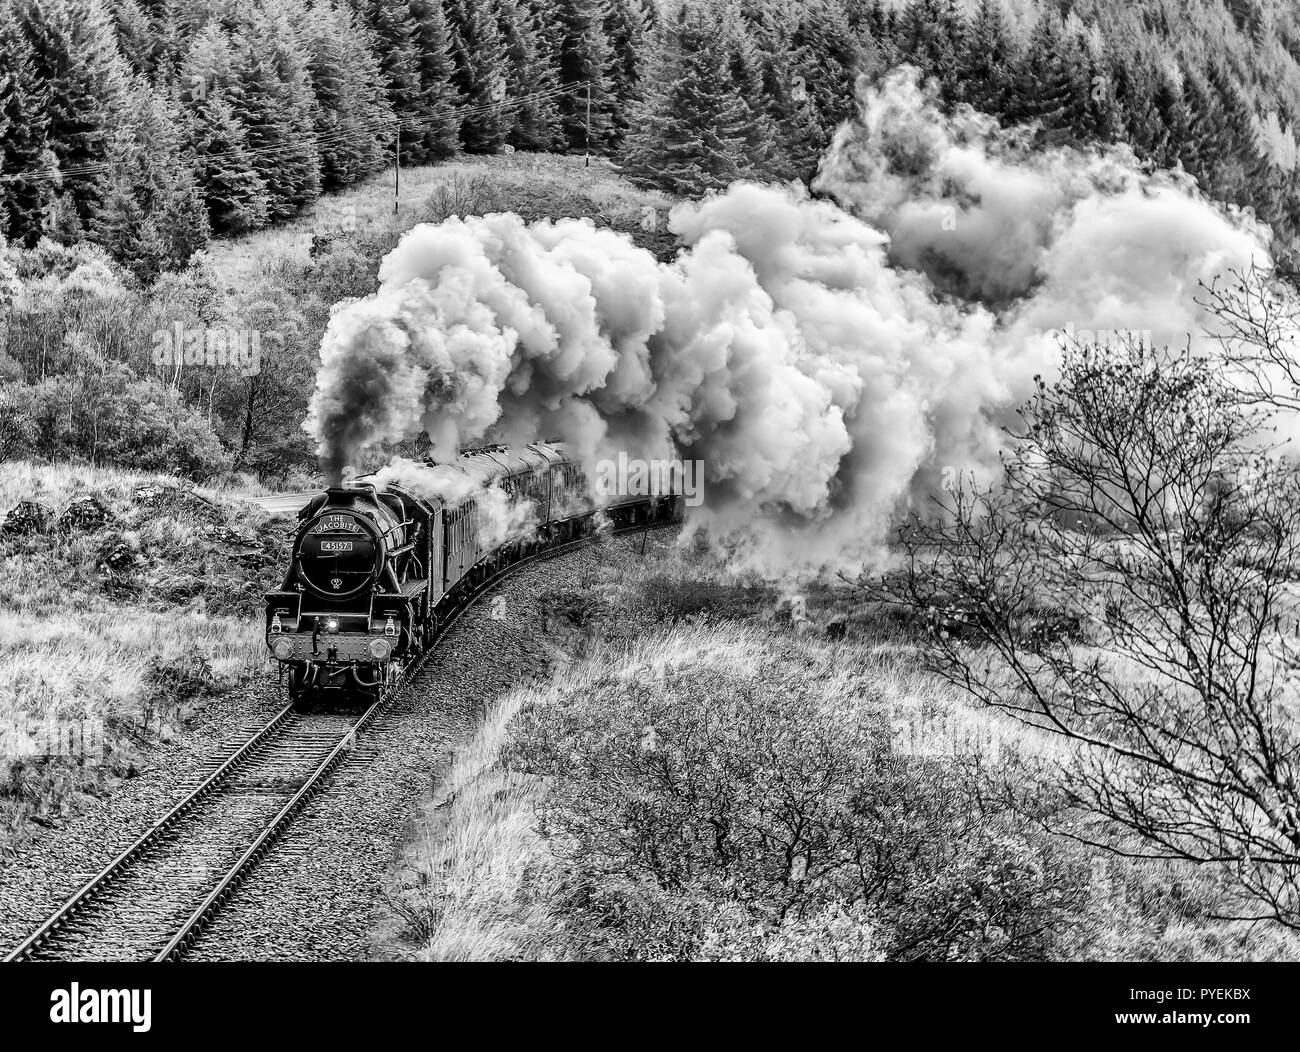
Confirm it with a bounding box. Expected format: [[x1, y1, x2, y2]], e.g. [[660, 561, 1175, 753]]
[[0, 0, 1296, 1038]]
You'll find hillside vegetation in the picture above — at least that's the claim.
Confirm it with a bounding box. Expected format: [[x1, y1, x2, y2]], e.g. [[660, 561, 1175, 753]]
[[384, 544, 1300, 961], [1, 155, 672, 487], [4, 0, 1300, 490], [389, 616, 1300, 961], [0, 150, 669, 844], [0, 462, 286, 847]]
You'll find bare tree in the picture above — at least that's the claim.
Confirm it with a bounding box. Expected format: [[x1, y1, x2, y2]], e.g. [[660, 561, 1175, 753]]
[[1199, 261, 1300, 413], [864, 337, 1300, 927]]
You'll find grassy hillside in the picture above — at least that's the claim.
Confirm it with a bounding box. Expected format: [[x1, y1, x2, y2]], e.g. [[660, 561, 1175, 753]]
[[205, 152, 679, 292], [0, 462, 288, 847], [385, 547, 1300, 961]]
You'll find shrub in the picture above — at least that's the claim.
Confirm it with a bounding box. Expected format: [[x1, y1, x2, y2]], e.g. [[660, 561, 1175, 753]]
[[420, 173, 510, 223], [11, 358, 231, 481], [636, 573, 775, 621], [0, 385, 37, 461], [0, 249, 21, 313], [506, 625, 1087, 960]]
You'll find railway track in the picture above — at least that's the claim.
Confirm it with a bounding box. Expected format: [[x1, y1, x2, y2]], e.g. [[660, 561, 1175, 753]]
[[6, 520, 666, 962]]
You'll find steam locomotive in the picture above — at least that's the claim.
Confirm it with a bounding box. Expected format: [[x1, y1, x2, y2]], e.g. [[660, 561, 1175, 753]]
[[264, 442, 680, 702]]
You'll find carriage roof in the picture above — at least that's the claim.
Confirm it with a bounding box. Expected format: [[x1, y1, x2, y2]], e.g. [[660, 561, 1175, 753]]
[[455, 441, 568, 484]]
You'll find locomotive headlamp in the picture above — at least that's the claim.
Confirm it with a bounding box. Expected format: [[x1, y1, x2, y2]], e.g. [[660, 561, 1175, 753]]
[[325, 618, 340, 634], [272, 637, 294, 660], [368, 637, 393, 661]]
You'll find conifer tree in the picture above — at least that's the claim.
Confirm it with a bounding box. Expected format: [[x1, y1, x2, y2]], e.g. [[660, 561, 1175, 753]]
[[0, 74, 10, 241], [18, 0, 131, 232], [621, 2, 753, 196], [362, 0, 424, 136], [107, 0, 156, 77], [95, 85, 209, 281], [408, 0, 463, 160], [551, 0, 617, 150], [188, 89, 270, 234], [960, 0, 1017, 116], [852, 0, 894, 39], [897, 0, 965, 100], [0, 5, 55, 245], [448, 0, 510, 152], [1108, 43, 1162, 156], [1006, 11, 1074, 132], [94, 171, 155, 280], [1178, 66, 1226, 184], [720, 5, 777, 179], [180, 19, 270, 233], [748, 5, 825, 183], [1205, 59, 1270, 208], [604, 0, 648, 145], [225, 0, 321, 221], [300, 0, 392, 187], [1145, 71, 1190, 168], [1057, 20, 1111, 143], [141, 0, 194, 75], [496, 0, 563, 150], [526, 0, 565, 65], [145, 99, 210, 268], [180, 16, 236, 95], [788, 0, 860, 134]]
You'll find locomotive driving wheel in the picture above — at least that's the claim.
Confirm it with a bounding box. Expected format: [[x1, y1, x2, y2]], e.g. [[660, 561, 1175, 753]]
[[287, 665, 315, 706]]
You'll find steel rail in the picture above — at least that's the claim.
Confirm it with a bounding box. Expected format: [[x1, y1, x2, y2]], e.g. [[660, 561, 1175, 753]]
[[3, 703, 297, 962]]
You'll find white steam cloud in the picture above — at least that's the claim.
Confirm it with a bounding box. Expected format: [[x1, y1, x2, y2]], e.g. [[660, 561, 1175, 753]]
[[305, 66, 1271, 577], [371, 457, 540, 550]]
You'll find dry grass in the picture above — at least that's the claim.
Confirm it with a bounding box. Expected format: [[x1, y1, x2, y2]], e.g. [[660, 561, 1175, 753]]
[[204, 153, 677, 291], [391, 617, 1026, 960], [393, 557, 1300, 960], [391, 684, 577, 961], [0, 461, 272, 510], [0, 460, 278, 843], [0, 608, 259, 721], [0, 604, 261, 843]]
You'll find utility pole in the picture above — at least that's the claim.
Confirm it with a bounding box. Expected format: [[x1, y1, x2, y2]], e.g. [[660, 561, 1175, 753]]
[[584, 83, 591, 168], [394, 123, 400, 214]]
